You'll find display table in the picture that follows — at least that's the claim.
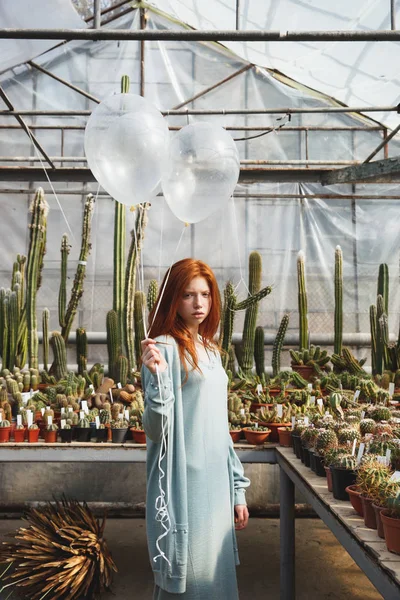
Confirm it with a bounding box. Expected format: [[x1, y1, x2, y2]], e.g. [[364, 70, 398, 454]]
[[0, 441, 399, 599]]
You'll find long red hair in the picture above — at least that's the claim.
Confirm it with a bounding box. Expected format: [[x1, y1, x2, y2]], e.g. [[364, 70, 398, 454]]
[[148, 258, 221, 380]]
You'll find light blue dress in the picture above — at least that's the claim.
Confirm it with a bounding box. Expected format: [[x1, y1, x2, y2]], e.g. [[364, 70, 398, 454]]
[[153, 350, 245, 599]]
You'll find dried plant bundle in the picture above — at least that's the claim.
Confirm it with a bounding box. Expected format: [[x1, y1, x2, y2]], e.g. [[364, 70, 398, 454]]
[[0, 496, 117, 600]]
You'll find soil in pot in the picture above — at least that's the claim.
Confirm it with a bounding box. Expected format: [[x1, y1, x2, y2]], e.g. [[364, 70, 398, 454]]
[[381, 510, 400, 554], [345, 485, 363, 517], [243, 428, 271, 445], [277, 428, 292, 447], [131, 428, 146, 444], [229, 429, 242, 443], [330, 467, 357, 501], [74, 428, 92, 442], [372, 504, 385, 539], [361, 496, 377, 529], [325, 466, 333, 492], [59, 429, 73, 443], [111, 427, 129, 443]]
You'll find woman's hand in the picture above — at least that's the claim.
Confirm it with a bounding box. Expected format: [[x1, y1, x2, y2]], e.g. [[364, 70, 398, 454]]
[[141, 338, 168, 375], [234, 504, 249, 530]]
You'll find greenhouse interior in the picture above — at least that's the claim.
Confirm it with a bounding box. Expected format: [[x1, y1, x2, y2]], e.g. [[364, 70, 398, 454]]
[[0, 0, 399, 599]]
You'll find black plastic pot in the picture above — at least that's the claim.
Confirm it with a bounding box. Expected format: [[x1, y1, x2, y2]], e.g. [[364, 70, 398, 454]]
[[74, 427, 92, 442], [111, 427, 128, 444], [311, 452, 326, 477], [303, 446, 311, 468], [59, 428, 73, 443], [95, 428, 108, 443], [292, 435, 302, 459], [330, 467, 357, 500]]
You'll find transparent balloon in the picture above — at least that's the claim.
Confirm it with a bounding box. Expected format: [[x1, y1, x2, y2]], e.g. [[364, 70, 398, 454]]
[[84, 93, 170, 206], [161, 122, 240, 223]]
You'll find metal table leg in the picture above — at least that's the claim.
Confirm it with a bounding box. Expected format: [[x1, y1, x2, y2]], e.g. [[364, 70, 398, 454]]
[[280, 465, 295, 600]]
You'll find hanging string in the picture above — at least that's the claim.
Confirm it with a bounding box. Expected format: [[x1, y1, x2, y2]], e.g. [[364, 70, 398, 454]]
[[157, 198, 165, 285], [230, 195, 250, 296], [88, 183, 101, 331]]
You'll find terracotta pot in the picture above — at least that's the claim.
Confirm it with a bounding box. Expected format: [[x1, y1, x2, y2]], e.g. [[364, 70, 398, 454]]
[[345, 485, 363, 517], [325, 466, 333, 492], [0, 427, 11, 443], [361, 496, 377, 529], [243, 428, 271, 445], [131, 428, 146, 444], [250, 402, 273, 413], [27, 429, 40, 443], [381, 509, 400, 554], [372, 503, 385, 539], [291, 364, 314, 381], [265, 422, 292, 443], [277, 428, 292, 447], [44, 430, 57, 443], [268, 388, 282, 398], [229, 429, 242, 443], [13, 428, 26, 443]]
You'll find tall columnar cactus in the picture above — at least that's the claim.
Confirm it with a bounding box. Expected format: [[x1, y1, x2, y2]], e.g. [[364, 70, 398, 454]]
[[61, 194, 95, 341], [0, 288, 5, 360], [58, 234, 69, 328], [26, 188, 49, 369], [134, 291, 146, 369], [15, 254, 27, 369], [106, 310, 121, 381], [114, 200, 126, 354], [124, 204, 149, 373], [42, 308, 50, 372], [117, 355, 128, 387], [1, 292, 9, 370], [334, 245, 343, 355], [254, 326, 265, 378], [50, 332, 68, 381], [239, 252, 262, 375], [377, 263, 389, 315], [272, 314, 290, 377], [297, 250, 308, 351], [375, 294, 385, 375], [147, 279, 158, 313], [369, 304, 377, 375], [8, 291, 18, 371], [76, 327, 87, 375]]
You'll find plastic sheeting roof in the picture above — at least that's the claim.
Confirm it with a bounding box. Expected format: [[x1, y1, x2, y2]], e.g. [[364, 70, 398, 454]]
[[148, 0, 400, 130]]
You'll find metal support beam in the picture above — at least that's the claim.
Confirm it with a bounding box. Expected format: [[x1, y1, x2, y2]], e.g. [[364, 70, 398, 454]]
[[2, 28, 400, 42], [28, 61, 100, 104], [93, 0, 101, 30], [236, 0, 240, 30], [321, 156, 400, 185], [140, 7, 146, 97], [363, 122, 400, 163], [280, 467, 295, 600], [391, 0, 396, 30]]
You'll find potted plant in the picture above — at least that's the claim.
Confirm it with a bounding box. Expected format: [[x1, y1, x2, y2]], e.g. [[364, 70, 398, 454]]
[[130, 423, 146, 444], [328, 452, 357, 501], [370, 479, 400, 539], [243, 424, 271, 445], [300, 427, 319, 469], [59, 423, 73, 443], [252, 404, 292, 443], [312, 428, 338, 478], [0, 420, 11, 443], [111, 418, 129, 443], [277, 426, 292, 447], [13, 424, 26, 443], [75, 416, 92, 442], [291, 422, 307, 459], [381, 492, 400, 554], [355, 457, 394, 528], [228, 423, 242, 443], [44, 423, 58, 443], [95, 423, 108, 443], [27, 423, 40, 443]]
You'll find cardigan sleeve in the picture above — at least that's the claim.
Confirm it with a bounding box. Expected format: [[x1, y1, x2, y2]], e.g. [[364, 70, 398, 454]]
[[228, 432, 251, 506], [142, 339, 176, 443]]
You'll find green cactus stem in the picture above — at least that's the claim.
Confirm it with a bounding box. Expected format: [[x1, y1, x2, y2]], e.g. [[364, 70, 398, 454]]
[[26, 188, 49, 369], [297, 250, 308, 351], [107, 310, 121, 380], [76, 327, 87, 375], [1, 292, 9, 371], [114, 200, 126, 355], [370, 304, 377, 375], [61, 194, 95, 341], [42, 308, 50, 372], [334, 245, 343, 356], [117, 355, 129, 387], [376, 294, 385, 375], [8, 291, 18, 371], [377, 263, 389, 315], [240, 251, 262, 375], [58, 234, 69, 328], [134, 291, 146, 369], [272, 314, 290, 377], [124, 204, 149, 374], [254, 326, 265, 378], [147, 279, 158, 313], [50, 331, 68, 381]]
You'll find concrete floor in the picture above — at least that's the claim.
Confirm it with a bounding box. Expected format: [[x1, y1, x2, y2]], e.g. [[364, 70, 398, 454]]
[[0, 517, 382, 600]]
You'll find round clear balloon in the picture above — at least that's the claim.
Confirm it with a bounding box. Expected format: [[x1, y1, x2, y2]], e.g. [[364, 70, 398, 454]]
[[84, 93, 170, 206], [161, 122, 240, 223]]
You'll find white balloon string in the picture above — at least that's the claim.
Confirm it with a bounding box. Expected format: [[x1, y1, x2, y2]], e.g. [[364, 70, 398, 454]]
[[231, 196, 250, 296], [24, 127, 76, 244], [147, 224, 187, 338], [158, 199, 165, 285], [130, 204, 148, 339], [88, 183, 101, 331], [153, 362, 172, 567]]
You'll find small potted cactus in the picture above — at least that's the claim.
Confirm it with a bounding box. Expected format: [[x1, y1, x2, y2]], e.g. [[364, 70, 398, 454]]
[[13, 424, 26, 443], [75, 416, 92, 442], [27, 423, 40, 443], [277, 426, 292, 448], [44, 423, 58, 443], [59, 423, 73, 443], [111, 418, 129, 443], [0, 420, 11, 443], [243, 424, 271, 445], [328, 451, 357, 501], [228, 423, 242, 444], [95, 423, 108, 443]]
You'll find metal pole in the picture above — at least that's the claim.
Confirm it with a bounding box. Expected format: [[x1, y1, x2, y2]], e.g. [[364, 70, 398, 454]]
[[0, 124, 384, 131], [2, 28, 400, 42], [363, 122, 400, 163], [280, 467, 295, 600], [391, 0, 396, 30], [140, 8, 146, 97], [236, 0, 240, 30], [28, 61, 100, 103], [93, 0, 101, 30]]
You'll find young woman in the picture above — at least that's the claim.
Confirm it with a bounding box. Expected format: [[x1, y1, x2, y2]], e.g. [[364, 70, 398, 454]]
[[141, 258, 250, 600]]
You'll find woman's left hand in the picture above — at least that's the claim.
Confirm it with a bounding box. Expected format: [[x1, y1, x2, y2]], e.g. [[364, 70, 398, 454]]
[[234, 504, 249, 530]]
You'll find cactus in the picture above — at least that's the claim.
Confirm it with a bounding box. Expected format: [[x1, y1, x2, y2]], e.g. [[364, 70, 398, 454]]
[[375, 294, 385, 375], [134, 291, 146, 369], [147, 279, 158, 313], [26, 188, 49, 370], [76, 327, 87, 375], [106, 310, 120, 380], [370, 304, 377, 375], [314, 429, 338, 456], [377, 263, 389, 315], [116, 355, 128, 387], [42, 308, 50, 372], [297, 251, 308, 351], [254, 326, 265, 378], [240, 252, 262, 375], [114, 194, 126, 355], [8, 291, 18, 371], [58, 234, 69, 328], [77, 416, 90, 428], [334, 246, 343, 355], [0, 420, 11, 428], [337, 427, 361, 445], [50, 332, 68, 381], [1, 292, 9, 371], [61, 194, 95, 341], [272, 314, 289, 377]]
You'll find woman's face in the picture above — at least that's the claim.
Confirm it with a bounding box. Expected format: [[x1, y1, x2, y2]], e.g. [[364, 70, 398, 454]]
[[177, 276, 212, 332]]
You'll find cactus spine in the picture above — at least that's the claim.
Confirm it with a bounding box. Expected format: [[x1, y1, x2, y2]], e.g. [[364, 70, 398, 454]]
[[124, 204, 148, 373], [147, 279, 158, 313], [297, 250, 308, 351], [272, 314, 290, 377], [334, 245, 343, 355], [107, 310, 120, 380], [76, 327, 87, 375], [50, 332, 68, 381], [240, 252, 262, 375], [42, 308, 49, 372], [254, 326, 265, 378], [61, 194, 95, 341], [58, 234, 69, 328], [134, 291, 146, 369], [26, 188, 49, 369]]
